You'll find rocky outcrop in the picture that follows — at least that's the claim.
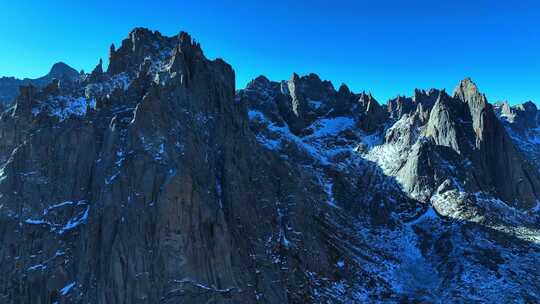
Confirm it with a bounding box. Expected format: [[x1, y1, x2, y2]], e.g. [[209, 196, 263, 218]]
[[494, 101, 540, 170], [241, 73, 387, 136], [357, 92, 387, 132], [452, 78, 540, 208], [384, 78, 540, 208], [425, 91, 466, 154], [495, 100, 539, 134], [387, 95, 414, 119], [107, 28, 182, 77], [387, 88, 439, 120], [47, 62, 80, 81]]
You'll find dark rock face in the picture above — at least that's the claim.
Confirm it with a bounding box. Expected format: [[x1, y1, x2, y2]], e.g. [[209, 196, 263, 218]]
[[387, 88, 439, 120], [0, 29, 357, 304], [0, 62, 79, 105], [47, 62, 80, 81], [0, 28, 539, 304], [451, 79, 540, 208], [494, 100, 540, 170], [241, 73, 387, 136], [243, 70, 540, 303], [384, 79, 540, 208], [425, 91, 464, 154]]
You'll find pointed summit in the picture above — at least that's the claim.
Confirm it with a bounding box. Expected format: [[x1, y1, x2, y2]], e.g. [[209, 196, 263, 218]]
[[47, 62, 79, 80], [107, 27, 178, 75], [453, 77, 486, 106], [338, 83, 350, 95], [426, 91, 462, 154], [246, 75, 272, 91], [453, 77, 492, 144], [253, 75, 271, 85], [357, 91, 386, 132], [516, 100, 538, 112], [87, 59, 104, 82], [177, 31, 203, 56]]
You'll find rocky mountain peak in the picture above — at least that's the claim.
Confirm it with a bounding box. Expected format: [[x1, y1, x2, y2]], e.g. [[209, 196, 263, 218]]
[[451, 78, 494, 145], [497, 100, 512, 114], [387, 95, 412, 119], [516, 100, 538, 112], [356, 91, 386, 132], [358, 91, 381, 112], [449, 79, 540, 207], [246, 75, 271, 91], [47, 62, 79, 80], [425, 90, 462, 154], [413, 88, 440, 104], [495, 100, 539, 133], [388, 88, 440, 120], [413, 88, 425, 99], [290, 72, 300, 82], [364, 94, 381, 111], [453, 78, 491, 125], [177, 31, 202, 54], [87, 58, 104, 82], [128, 27, 156, 41], [357, 91, 372, 106], [283, 73, 337, 122], [107, 27, 177, 75], [453, 77, 481, 101], [338, 83, 350, 95], [287, 72, 331, 91], [0, 62, 80, 105]]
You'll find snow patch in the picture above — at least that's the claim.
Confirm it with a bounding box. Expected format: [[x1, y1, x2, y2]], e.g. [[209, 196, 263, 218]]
[[60, 281, 76, 296], [32, 96, 96, 121], [306, 117, 355, 139], [24, 203, 90, 235], [248, 110, 357, 165], [60, 206, 89, 233], [27, 264, 46, 271]]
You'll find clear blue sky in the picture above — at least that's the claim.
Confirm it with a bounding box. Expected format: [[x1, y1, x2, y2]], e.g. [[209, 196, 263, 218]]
[[1, 0, 539, 104]]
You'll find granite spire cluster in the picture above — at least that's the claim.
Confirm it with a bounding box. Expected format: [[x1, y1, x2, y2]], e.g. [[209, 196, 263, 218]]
[[0, 28, 538, 303]]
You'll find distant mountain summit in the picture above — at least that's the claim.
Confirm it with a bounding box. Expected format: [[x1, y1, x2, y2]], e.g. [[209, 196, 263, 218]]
[[0, 61, 79, 104], [46, 62, 80, 80]]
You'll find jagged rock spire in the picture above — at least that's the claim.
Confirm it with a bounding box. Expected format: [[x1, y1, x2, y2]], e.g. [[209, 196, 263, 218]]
[[177, 31, 203, 56], [358, 91, 386, 132], [453, 78, 492, 145], [107, 27, 178, 75], [453, 77, 483, 103], [246, 75, 271, 89], [426, 91, 462, 154], [338, 83, 350, 95], [87, 59, 104, 82]]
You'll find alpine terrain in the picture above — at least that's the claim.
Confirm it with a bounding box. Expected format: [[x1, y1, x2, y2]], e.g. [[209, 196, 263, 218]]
[[0, 28, 539, 303], [0, 62, 80, 105]]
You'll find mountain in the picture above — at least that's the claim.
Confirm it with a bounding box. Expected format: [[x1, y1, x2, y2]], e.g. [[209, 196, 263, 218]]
[[0, 27, 538, 303], [0, 62, 80, 105]]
